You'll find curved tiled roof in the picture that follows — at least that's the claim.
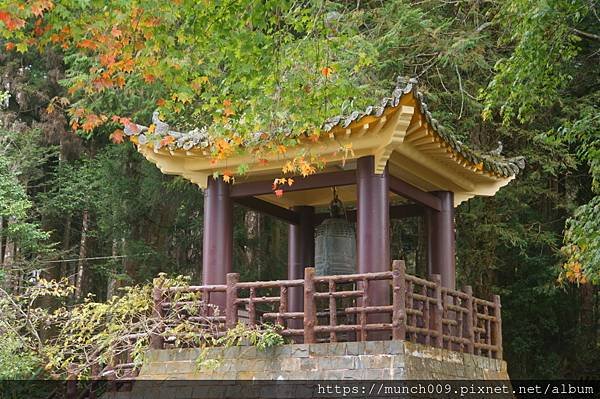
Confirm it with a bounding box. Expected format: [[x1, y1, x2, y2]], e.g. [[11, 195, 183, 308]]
[[125, 78, 524, 178], [321, 78, 525, 178]]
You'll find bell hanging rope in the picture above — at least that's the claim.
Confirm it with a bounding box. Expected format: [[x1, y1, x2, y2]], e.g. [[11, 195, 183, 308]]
[[315, 187, 357, 276]]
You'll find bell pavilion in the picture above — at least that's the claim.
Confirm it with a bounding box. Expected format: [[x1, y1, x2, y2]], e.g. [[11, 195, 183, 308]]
[[129, 78, 523, 304], [86, 79, 525, 385]]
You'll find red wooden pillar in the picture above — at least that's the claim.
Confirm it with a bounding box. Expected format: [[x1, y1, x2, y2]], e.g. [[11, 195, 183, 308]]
[[356, 156, 390, 332], [427, 191, 456, 289], [202, 176, 233, 308], [288, 206, 315, 328]]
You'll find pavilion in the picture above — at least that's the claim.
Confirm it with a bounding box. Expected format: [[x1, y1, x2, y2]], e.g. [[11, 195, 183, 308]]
[[125, 79, 524, 312]]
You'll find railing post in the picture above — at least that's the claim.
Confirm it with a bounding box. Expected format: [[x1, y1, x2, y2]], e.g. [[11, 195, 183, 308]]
[[492, 294, 503, 360], [431, 274, 443, 348], [150, 283, 165, 350], [225, 273, 239, 329], [463, 286, 474, 354], [303, 267, 316, 344], [392, 260, 406, 340], [90, 362, 100, 399], [66, 364, 77, 399], [106, 359, 116, 392]]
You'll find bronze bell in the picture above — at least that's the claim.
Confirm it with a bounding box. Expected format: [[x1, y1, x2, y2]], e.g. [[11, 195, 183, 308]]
[[315, 189, 357, 276]]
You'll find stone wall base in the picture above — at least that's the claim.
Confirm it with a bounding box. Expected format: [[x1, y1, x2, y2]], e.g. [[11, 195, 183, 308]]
[[138, 340, 508, 380]]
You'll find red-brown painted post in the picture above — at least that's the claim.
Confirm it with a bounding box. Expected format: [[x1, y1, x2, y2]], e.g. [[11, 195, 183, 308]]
[[303, 267, 316, 344], [432, 274, 443, 348], [66, 364, 77, 399], [202, 176, 233, 309], [90, 363, 100, 399], [392, 260, 406, 341], [278, 286, 288, 327], [356, 156, 390, 334], [288, 206, 315, 330], [463, 285, 474, 354], [150, 284, 165, 350], [427, 191, 456, 289], [106, 359, 116, 392], [225, 273, 239, 329], [493, 294, 503, 360]]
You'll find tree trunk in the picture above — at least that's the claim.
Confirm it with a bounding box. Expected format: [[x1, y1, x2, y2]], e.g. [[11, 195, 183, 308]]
[[2, 217, 16, 291], [0, 216, 4, 266], [60, 215, 72, 279], [74, 209, 89, 300], [106, 238, 118, 300]]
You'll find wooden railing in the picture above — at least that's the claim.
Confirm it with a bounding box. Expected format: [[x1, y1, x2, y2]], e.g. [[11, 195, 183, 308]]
[[152, 260, 503, 360]]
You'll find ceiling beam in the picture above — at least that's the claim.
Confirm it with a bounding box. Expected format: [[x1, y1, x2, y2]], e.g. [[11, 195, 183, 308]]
[[389, 203, 425, 219], [389, 176, 442, 211], [230, 170, 356, 198], [234, 197, 300, 225], [314, 204, 424, 225]]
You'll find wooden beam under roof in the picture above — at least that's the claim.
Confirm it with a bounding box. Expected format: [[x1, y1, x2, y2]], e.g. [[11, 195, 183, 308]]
[[389, 175, 442, 211], [313, 203, 425, 225], [230, 170, 356, 198], [234, 197, 300, 225]]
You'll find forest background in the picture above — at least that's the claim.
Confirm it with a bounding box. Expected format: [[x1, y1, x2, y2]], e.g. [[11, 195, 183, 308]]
[[0, 0, 598, 379]]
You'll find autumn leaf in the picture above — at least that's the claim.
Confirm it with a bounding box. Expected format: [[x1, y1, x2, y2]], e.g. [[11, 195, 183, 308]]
[[274, 189, 284, 197], [77, 39, 97, 49], [309, 130, 320, 143], [321, 66, 332, 78], [121, 58, 135, 73], [0, 11, 25, 31], [111, 26, 122, 38], [82, 113, 107, 132], [5, 42, 15, 51], [110, 129, 125, 144], [287, 178, 294, 186], [160, 135, 174, 147], [222, 170, 234, 183]]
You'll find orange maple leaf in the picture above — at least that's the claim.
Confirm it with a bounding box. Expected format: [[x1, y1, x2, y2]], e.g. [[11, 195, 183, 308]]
[[5, 42, 15, 51], [77, 39, 97, 49], [110, 129, 125, 144], [111, 26, 122, 38], [160, 135, 175, 147], [222, 170, 234, 183], [121, 58, 135, 73], [0, 12, 25, 31], [321, 66, 333, 78]]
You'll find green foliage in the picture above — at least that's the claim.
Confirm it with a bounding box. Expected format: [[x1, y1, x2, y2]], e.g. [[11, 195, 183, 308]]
[[481, 0, 590, 124], [562, 196, 600, 284], [0, 332, 42, 379], [194, 323, 285, 371], [195, 348, 221, 372], [216, 322, 285, 351]]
